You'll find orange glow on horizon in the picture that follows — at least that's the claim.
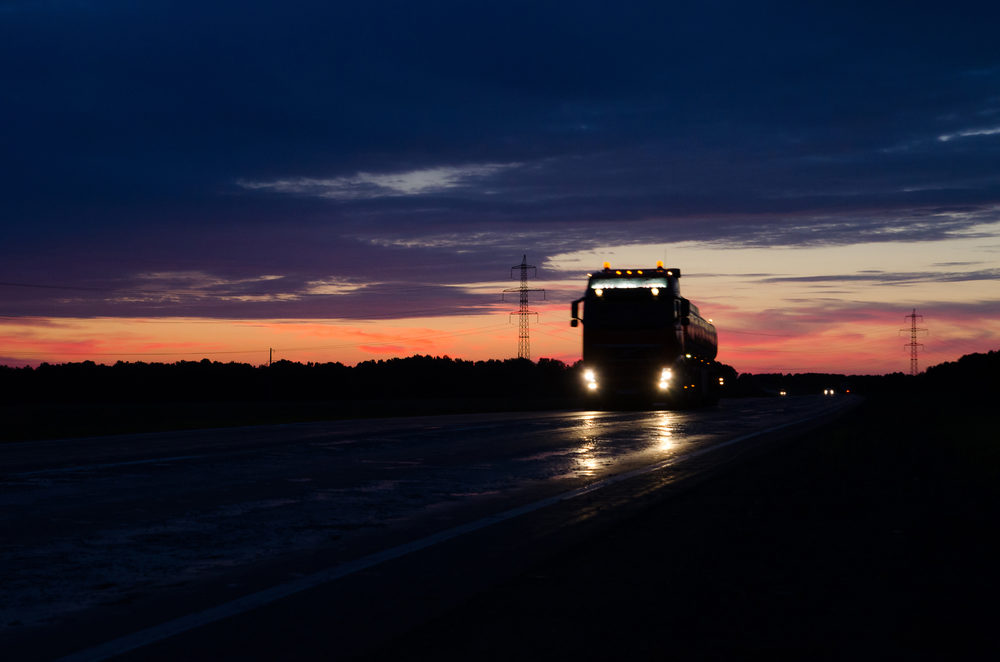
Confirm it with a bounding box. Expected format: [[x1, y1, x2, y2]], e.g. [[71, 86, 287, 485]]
[[0, 311, 581, 368], [2, 306, 998, 375]]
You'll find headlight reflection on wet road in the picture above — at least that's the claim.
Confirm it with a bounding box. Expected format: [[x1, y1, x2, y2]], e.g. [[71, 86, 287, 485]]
[[653, 411, 677, 452], [572, 412, 603, 477], [561, 409, 683, 478]]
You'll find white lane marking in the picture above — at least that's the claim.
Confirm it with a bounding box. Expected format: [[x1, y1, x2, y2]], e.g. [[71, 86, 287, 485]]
[[56, 406, 839, 662], [9, 455, 210, 477]]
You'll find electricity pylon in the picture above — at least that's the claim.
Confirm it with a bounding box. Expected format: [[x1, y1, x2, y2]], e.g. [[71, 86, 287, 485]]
[[502, 255, 545, 360], [900, 308, 928, 375]]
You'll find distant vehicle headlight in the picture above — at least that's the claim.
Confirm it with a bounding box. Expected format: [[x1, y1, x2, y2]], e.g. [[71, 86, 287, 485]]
[[584, 369, 596, 382]]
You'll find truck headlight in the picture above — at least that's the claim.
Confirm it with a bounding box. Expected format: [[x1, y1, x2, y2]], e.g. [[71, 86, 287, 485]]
[[583, 369, 598, 390], [658, 367, 672, 390]]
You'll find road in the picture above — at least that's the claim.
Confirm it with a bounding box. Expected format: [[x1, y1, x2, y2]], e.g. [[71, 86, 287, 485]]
[[1, 396, 854, 660]]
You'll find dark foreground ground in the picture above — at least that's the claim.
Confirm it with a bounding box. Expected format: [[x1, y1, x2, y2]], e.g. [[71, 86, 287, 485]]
[[361, 394, 999, 660]]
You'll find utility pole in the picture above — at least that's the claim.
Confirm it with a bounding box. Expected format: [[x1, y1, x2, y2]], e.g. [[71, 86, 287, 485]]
[[900, 309, 928, 375], [502, 255, 545, 360]]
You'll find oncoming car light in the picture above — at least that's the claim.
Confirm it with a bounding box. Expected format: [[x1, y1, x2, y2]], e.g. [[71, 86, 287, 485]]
[[583, 369, 599, 391]]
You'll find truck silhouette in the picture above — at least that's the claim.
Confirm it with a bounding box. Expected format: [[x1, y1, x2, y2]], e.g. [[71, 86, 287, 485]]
[[571, 262, 722, 407]]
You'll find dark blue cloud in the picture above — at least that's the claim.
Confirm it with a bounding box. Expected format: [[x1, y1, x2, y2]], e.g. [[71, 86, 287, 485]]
[[2, 1, 999, 318]]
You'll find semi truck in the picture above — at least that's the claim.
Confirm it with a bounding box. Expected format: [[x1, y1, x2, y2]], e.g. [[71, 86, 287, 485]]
[[570, 261, 722, 407]]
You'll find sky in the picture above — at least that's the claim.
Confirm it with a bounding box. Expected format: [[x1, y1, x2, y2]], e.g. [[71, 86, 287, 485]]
[[2, 0, 999, 374]]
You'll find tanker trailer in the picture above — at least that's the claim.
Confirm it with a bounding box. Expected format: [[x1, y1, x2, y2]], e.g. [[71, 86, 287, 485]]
[[570, 262, 722, 407]]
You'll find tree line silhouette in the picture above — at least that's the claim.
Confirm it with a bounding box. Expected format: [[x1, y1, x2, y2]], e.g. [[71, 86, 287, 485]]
[[726, 349, 999, 398], [2, 351, 995, 441], [1, 356, 579, 404], [2, 350, 997, 405]]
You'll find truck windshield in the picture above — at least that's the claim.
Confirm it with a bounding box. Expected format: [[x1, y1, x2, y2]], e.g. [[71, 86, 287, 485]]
[[586, 300, 672, 328]]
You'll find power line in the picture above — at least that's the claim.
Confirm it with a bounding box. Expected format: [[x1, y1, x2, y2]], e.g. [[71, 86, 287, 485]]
[[0, 279, 502, 299], [0, 278, 516, 325], [721, 329, 795, 337], [4, 348, 267, 357], [0, 281, 112, 292], [271, 322, 511, 352], [0, 304, 505, 323]]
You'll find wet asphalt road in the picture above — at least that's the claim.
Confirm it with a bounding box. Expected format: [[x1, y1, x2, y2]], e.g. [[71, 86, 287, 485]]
[[1, 396, 854, 660]]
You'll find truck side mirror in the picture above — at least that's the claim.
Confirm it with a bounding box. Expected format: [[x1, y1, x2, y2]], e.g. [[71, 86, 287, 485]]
[[570, 297, 583, 326]]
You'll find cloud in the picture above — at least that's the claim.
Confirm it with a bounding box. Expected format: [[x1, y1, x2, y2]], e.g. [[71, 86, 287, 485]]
[[237, 163, 520, 200], [931, 261, 983, 267], [135, 272, 287, 288], [303, 277, 375, 295], [356, 230, 565, 252], [119, 272, 301, 303], [760, 268, 1000, 285], [938, 126, 1000, 142]]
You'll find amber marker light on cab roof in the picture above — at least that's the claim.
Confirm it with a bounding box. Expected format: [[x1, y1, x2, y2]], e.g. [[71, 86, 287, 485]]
[[656, 260, 664, 268]]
